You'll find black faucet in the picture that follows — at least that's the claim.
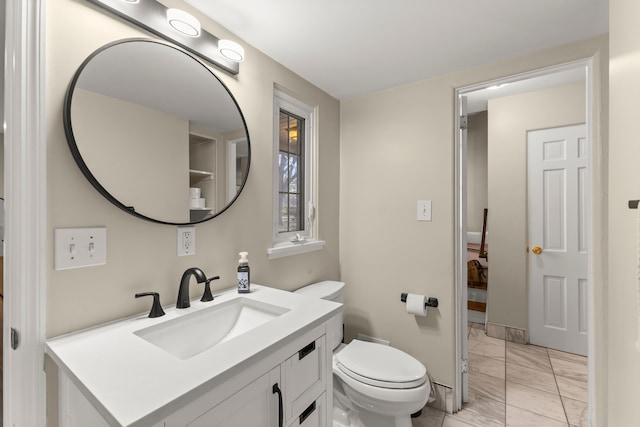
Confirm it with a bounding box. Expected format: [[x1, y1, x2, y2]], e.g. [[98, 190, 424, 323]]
[[135, 292, 165, 318], [201, 275, 220, 302], [176, 267, 208, 309]]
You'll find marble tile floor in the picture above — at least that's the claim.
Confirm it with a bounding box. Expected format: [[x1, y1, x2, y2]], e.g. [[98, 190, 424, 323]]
[[412, 322, 588, 427]]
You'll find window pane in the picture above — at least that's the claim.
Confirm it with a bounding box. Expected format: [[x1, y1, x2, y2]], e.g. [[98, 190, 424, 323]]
[[278, 153, 289, 192], [289, 155, 298, 192], [289, 194, 299, 231], [289, 116, 300, 155], [279, 112, 289, 152], [278, 193, 289, 233]]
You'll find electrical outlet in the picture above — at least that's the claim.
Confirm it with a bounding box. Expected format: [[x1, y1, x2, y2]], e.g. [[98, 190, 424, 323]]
[[177, 226, 196, 256]]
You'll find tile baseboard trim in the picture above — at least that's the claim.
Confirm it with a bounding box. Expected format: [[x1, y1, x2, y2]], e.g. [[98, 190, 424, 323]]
[[427, 382, 454, 414], [485, 322, 526, 344]]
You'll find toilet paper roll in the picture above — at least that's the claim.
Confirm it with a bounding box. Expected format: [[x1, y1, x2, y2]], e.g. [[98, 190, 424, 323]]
[[190, 197, 206, 209], [189, 187, 201, 199], [405, 293, 428, 317]]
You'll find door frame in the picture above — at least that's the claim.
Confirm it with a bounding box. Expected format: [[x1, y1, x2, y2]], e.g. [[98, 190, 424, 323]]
[[454, 57, 598, 419], [4, 0, 47, 425]]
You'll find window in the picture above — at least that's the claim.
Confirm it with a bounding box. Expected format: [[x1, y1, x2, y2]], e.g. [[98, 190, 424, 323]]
[[268, 90, 325, 259], [278, 110, 305, 233]]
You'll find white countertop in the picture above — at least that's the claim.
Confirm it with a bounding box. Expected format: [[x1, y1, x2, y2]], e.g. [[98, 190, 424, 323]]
[[46, 284, 342, 427]]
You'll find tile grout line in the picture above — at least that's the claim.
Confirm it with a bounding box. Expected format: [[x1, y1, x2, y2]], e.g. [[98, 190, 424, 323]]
[[547, 347, 572, 426], [504, 336, 507, 426]]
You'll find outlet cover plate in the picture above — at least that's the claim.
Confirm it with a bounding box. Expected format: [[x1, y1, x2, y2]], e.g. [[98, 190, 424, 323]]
[[417, 200, 432, 222], [178, 226, 196, 256], [54, 227, 107, 270]]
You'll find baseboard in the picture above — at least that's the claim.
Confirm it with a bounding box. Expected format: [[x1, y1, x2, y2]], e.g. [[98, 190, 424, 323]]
[[467, 231, 482, 244], [427, 382, 454, 414], [485, 322, 526, 344]]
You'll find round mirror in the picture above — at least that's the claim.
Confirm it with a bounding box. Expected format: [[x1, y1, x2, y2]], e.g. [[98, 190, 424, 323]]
[[64, 39, 250, 225]]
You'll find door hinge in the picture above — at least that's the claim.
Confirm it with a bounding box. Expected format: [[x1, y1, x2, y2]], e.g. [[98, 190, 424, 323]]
[[461, 358, 468, 373], [11, 327, 20, 350], [459, 115, 468, 130]]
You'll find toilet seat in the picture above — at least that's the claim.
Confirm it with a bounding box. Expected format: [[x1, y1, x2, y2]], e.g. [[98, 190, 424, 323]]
[[334, 340, 427, 389]]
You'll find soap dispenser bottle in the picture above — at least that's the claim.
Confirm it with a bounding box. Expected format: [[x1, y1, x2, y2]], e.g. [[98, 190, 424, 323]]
[[237, 251, 250, 293]]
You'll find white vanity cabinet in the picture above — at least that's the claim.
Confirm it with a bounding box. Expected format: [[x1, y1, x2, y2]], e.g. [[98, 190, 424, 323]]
[[165, 334, 328, 427], [185, 368, 280, 427], [50, 286, 340, 427]]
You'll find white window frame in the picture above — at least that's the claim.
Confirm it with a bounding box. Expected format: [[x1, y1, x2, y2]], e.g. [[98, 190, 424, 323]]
[[267, 90, 324, 259]]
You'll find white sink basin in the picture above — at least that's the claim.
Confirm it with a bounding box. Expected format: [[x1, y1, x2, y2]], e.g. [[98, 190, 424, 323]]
[[134, 297, 290, 359]]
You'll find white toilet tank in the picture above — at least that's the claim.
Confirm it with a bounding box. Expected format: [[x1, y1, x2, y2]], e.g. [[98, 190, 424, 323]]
[[294, 280, 344, 350]]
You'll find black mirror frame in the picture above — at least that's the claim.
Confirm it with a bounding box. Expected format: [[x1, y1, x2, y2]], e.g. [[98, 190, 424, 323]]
[[63, 38, 251, 226]]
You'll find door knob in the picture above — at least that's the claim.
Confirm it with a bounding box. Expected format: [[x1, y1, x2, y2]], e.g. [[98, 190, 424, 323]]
[[532, 246, 543, 255]]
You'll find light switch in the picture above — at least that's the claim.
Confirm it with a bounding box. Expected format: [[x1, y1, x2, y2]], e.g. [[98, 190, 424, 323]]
[[417, 200, 432, 222], [55, 227, 107, 270]]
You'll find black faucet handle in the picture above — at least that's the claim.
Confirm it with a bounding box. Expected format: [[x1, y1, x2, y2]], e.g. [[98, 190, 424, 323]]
[[135, 292, 166, 318], [201, 276, 220, 302]]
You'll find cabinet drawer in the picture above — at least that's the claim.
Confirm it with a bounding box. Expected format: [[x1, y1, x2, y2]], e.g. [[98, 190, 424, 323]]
[[283, 336, 326, 420], [287, 393, 326, 427]]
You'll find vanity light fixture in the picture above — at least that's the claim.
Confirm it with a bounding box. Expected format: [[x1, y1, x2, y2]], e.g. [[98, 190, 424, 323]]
[[167, 8, 201, 38], [85, 0, 241, 74], [218, 39, 245, 62]]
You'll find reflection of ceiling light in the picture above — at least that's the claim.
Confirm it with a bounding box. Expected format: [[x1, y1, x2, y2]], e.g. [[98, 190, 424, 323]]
[[218, 39, 245, 62], [121, 0, 140, 3], [488, 83, 509, 90], [166, 8, 201, 37]]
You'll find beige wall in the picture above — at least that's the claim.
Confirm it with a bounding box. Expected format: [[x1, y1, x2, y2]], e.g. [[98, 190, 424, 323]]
[[608, 0, 640, 424], [340, 35, 607, 397], [467, 111, 488, 232], [486, 83, 585, 330], [46, 0, 340, 423]]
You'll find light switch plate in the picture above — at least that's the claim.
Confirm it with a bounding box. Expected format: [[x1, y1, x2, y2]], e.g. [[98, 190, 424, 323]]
[[54, 227, 107, 270], [417, 200, 432, 222]]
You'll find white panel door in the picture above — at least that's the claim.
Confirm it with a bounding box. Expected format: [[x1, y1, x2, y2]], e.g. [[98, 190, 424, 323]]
[[528, 124, 588, 356]]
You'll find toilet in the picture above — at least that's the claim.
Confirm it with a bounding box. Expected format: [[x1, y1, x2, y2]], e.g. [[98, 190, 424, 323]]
[[295, 281, 431, 427]]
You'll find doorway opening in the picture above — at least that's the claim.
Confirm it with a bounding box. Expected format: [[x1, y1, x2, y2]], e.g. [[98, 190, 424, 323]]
[[454, 59, 596, 425]]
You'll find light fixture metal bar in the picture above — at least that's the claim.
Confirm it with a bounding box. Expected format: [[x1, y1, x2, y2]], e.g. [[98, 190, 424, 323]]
[[85, 0, 239, 75]]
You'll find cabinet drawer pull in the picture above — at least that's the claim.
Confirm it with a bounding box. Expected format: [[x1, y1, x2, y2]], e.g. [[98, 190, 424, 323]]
[[272, 383, 283, 427], [299, 401, 316, 425], [298, 341, 316, 360]]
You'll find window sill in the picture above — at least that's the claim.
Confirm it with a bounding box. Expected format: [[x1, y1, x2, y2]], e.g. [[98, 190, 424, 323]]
[[267, 239, 326, 260]]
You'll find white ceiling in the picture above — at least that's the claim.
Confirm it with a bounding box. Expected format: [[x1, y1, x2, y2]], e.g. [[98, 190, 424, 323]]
[[186, 0, 608, 100]]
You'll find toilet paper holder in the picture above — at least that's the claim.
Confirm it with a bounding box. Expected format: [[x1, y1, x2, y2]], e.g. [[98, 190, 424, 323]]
[[400, 293, 439, 308]]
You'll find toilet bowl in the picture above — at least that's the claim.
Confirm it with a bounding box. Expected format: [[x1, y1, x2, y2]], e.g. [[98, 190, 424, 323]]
[[294, 281, 430, 427]]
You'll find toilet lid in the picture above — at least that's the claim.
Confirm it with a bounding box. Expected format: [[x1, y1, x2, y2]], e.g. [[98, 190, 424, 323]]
[[335, 340, 427, 389]]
